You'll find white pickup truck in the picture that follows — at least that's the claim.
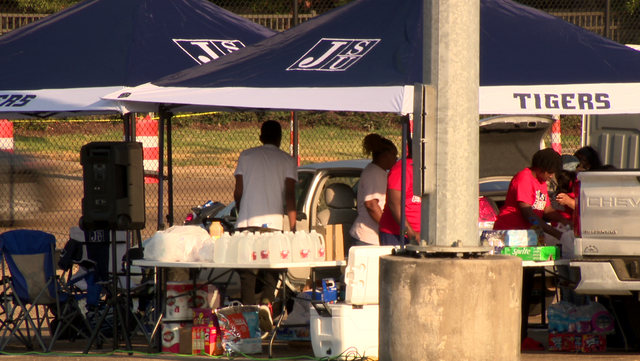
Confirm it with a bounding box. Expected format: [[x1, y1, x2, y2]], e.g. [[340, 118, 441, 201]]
[[569, 113, 640, 339], [571, 170, 640, 296]]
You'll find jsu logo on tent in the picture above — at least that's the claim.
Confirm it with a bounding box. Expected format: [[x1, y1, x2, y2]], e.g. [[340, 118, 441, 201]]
[[288, 38, 380, 71], [174, 39, 246, 65]]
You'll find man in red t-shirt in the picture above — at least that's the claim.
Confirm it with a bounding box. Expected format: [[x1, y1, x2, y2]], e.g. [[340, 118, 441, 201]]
[[378, 158, 421, 245], [493, 148, 570, 351]]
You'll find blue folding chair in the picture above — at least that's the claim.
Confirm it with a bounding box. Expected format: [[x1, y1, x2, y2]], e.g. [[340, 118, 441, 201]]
[[0, 230, 63, 351]]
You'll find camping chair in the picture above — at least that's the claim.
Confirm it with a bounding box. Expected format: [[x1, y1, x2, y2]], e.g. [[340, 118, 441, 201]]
[[54, 231, 113, 349], [0, 230, 68, 351]]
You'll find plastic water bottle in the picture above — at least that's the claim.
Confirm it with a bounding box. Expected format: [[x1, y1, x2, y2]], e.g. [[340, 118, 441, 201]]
[[213, 232, 231, 263], [309, 230, 326, 261]]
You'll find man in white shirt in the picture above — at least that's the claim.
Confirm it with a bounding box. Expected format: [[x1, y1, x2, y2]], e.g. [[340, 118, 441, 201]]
[[233, 120, 297, 331]]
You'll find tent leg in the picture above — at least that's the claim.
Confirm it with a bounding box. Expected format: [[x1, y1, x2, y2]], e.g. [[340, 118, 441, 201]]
[[167, 113, 173, 227], [157, 106, 166, 230]]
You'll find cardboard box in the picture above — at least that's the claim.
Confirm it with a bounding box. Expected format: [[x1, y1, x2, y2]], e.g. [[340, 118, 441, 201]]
[[548, 333, 606, 353], [192, 308, 218, 327], [191, 326, 223, 355], [501, 246, 559, 261], [323, 224, 345, 261], [179, 326, 192, 354], [581, 334, 606, 353]]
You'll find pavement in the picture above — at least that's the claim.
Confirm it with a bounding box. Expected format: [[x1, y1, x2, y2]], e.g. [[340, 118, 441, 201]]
[[1, 314, 640, 360], [2, 328, 640, 361]]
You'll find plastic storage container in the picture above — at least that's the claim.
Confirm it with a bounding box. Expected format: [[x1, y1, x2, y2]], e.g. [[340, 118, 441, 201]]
[[310, 302, 379, 358], [344, 246, 395, 305]]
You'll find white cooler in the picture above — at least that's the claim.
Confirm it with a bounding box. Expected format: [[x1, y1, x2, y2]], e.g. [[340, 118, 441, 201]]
[[344, 246, 395, 305], [310, 302, 379, 358]]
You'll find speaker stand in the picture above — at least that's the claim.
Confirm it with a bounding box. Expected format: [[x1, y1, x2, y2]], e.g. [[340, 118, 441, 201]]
[[83, 230, 132, 354]]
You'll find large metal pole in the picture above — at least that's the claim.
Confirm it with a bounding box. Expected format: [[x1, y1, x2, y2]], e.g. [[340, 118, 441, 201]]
[[380, 4, 521, 360], [419, 0, 479, 248]]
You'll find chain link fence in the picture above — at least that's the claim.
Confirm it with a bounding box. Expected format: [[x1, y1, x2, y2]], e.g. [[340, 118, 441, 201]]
[[518, 0, 640, 45], [0, 0, 603, 244]]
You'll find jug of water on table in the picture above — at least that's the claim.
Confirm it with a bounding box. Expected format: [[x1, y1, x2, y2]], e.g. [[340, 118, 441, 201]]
[[292, 231, 312, 262], [238, 232, 256, 264], [213, 232, 232, 263], [255, 232, 273, 264], [309, 229, 326, 261], [225, 231, 244, 264]]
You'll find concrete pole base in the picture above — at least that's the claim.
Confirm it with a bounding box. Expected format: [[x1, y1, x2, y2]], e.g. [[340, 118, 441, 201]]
[[379, 254, 522, 361]]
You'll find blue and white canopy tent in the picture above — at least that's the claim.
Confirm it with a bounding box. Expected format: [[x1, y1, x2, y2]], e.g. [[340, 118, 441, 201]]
[[105, 0, 640, 116], [0, 0, 276, 119]]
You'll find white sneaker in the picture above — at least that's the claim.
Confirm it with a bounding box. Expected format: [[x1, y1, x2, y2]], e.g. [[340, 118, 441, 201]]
[[258, 304, 273, 332]]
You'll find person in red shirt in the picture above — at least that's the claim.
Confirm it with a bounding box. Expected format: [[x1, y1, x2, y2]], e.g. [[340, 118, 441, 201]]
[[493, 148, 569, 240], [551, 169, 577, 225], [493, 148, 570, 351], [378, 157, 421, 246]]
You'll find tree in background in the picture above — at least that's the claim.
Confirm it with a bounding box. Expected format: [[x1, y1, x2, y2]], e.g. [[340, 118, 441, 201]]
[[12, 0, 80, 13]]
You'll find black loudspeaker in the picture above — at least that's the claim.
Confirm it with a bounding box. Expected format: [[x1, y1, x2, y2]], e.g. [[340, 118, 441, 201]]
[[80, 142, 145, 231]]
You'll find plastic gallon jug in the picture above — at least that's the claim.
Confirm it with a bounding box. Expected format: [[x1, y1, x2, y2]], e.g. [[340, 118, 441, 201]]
[[292, 231, 312, 262], [283, 231, 294, 246], [309, 230, 326, 261], [237, 232, 257, 264], [213, 232, 231, 263], [271, 232, 292, 263], [225, 232, 244, 264], [255, 232, 273, 264]]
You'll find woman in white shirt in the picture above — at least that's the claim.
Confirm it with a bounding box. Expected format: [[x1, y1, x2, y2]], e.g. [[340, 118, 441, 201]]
[[350, 134, 398, 245]]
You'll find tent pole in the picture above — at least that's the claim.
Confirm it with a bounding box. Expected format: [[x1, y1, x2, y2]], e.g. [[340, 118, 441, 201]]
[[604, 0, 611, 39], [157, 106, 166, 230], [291, 112, 299, 164], [292, 0, 299, 27], [123, 113, 132, 141], [167, 112, 174, 227]]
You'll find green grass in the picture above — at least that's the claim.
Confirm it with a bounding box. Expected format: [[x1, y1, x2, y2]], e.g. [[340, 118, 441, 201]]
[[16, 130, 122, 161], [161, 126, 403, 167], [21, 125, 401, 168]]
